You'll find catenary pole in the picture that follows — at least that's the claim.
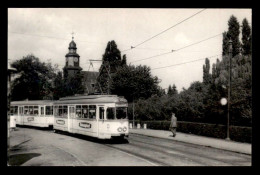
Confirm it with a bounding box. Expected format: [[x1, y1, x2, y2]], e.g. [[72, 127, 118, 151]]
[[227, 39, 232, 140]]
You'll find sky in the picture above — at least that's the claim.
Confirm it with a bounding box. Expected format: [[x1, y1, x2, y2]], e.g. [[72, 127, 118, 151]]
[[8, 8, 251, 92]]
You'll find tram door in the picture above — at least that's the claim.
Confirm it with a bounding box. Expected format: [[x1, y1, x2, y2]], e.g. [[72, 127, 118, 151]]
[[40, 106, 45, 117], [18, 106, 24, 125], [68, 106, 75, 133], [98, 107, 105, 138]]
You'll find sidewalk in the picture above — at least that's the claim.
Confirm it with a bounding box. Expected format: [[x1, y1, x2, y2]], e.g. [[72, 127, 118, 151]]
[[129, 128, 251, 155]]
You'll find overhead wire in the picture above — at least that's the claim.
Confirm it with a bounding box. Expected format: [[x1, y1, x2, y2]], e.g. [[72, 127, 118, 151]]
[[9, 31, 171, 51], [130, 33, 222, 63], [121, 8, 207, 52], [151, 54, 221, 70]]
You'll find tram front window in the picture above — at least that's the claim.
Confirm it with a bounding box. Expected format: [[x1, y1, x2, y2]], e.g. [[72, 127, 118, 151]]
[[116, 107, 127, 119], [107, 108, 115, 120]]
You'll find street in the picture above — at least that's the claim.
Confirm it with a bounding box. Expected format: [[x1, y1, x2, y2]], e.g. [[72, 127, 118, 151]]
[[8, 127, 251, 166]]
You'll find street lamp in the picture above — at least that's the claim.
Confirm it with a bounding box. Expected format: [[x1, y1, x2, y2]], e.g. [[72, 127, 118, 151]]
[[227, 38, 232, 140]]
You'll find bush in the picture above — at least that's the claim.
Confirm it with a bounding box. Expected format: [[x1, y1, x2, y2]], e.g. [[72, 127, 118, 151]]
[[129, 120, 251, 143]]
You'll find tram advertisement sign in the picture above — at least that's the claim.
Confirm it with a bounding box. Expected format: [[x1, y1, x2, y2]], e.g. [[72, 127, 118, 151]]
[[27, 117, 34, 122], [56, 120, 65, 125], [79, 122, 91, 128]]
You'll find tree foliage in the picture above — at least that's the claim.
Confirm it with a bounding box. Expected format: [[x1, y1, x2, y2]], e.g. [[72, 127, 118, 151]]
[[10, 54, 56, 100], [97, 40, 124, 94], [241, 18, 252, 55], [222, 15, 241, 56], [131, 15, 252, 126], [111, 64, 163, 102], [203, 58, 212, 84]]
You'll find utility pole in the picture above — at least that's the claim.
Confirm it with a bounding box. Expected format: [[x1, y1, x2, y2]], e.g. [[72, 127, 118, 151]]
[[133, 98, 135, 129], [227, 38, 232, 140], [107, 62, 111, 95]]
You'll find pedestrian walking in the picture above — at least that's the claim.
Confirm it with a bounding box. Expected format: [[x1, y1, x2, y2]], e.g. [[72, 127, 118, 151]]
[[169, 113, 177, 137]]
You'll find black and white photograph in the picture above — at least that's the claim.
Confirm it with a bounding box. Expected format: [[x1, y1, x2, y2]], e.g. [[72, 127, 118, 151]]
[[7, 8, 252, 166]]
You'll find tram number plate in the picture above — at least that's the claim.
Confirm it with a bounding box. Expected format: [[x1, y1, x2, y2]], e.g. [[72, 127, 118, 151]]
[[79, 122, 91, 129], [27, 117, 34, 122], [56, 120, 65, 125]]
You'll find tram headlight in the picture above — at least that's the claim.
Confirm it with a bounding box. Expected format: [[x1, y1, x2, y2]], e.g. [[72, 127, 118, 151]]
[[123, 126, 127, 132], [117, 127, 122, 132]]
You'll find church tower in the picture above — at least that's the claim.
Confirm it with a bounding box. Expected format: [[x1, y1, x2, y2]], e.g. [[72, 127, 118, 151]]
[[63, 36, 82, 79]]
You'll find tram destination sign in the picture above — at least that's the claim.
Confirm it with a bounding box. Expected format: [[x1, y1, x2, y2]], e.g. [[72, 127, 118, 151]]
[[27, 117, 34, 122], [115, 103, 128, 107], [79, 122, 91, 129], [56, 120, 65, 125]]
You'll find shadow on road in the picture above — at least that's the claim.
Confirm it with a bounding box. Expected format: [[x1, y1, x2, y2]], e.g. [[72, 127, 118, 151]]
[[16, 125, 53, 131], [8, 153, 41, 166]]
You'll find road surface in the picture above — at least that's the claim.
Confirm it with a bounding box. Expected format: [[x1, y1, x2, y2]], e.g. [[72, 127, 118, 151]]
[[8, 127, 251, 166]]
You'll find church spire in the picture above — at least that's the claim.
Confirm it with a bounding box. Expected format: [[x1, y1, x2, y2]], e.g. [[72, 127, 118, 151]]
[[71, 32, 74, 40]]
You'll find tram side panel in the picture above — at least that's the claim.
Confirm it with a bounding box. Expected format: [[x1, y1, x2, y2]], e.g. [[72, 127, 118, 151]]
[[54, 117, 68, 132], [22, 115, 49, 127], [71, 118, 98, 137]]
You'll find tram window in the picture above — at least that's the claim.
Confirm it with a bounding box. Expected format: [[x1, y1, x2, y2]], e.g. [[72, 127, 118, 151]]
[[24, 106, 29, 115], [19, 107, 24, 115], [107, 108, 115, 120], [76, 105, 82, 118], [41, 107, 44, 115], [82, 105, 88, 119], [13, 106, 18, 115], [99, 107, 104, 119], [29, 106, 34, 115], [33, 106, 38, 115], [54, 106, 58, 116], [89, 105, 96, 119], [59, 106, 63, 117], [116, 107, 127, 119], [10, 106, 14, 115], [46, 106, 53, 115], [63, 106, 68, 118]]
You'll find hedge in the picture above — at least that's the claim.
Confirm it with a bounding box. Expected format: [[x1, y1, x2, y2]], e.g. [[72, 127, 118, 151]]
[[129, 120, 251, 143]]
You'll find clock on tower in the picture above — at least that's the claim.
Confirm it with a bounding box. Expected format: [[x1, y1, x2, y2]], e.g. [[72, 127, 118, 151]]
[[63, 37, 82, 79]]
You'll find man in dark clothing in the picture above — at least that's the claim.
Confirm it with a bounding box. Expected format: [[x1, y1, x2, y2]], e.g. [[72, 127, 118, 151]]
[[169, 113, 177, 137]]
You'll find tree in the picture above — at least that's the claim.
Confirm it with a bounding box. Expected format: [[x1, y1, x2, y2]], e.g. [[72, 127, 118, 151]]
[[121, 54, 127, 66], [227, 15, 241, 57], [97, 40, 124, 94], [168, 84, 178, 96], [110, 65, 162, 102], [222, 15, 241, 56], [222, 31, 230, 56], [176, 81, 206, 122], [167, 85, 172, 95], [53, 71, 64, 100], [241, 18, 252, 55], [10, 54, 56, 101], [63, 71, 85, 96], [203, 58, 212, 84]]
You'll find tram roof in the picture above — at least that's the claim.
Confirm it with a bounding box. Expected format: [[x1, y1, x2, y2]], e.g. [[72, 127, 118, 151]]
[[11, 100, 54, 106], [54, 94, 127, 104]]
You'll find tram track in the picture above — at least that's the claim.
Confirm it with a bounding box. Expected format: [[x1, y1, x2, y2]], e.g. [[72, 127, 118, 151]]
[[17, 128, 250, 166], [127, 137, 238, 166], [104, 139, 209, 166], [128, 134, 250, 166], [103, 144, 168, 166]]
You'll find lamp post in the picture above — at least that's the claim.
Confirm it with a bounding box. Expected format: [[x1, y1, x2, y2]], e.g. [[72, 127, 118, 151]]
[[227, 38, 232, 140]]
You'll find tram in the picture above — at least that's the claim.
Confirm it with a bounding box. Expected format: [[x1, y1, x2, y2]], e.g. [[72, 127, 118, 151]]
[[10, 100, 54, 128], [53, 95, 129, 139]]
